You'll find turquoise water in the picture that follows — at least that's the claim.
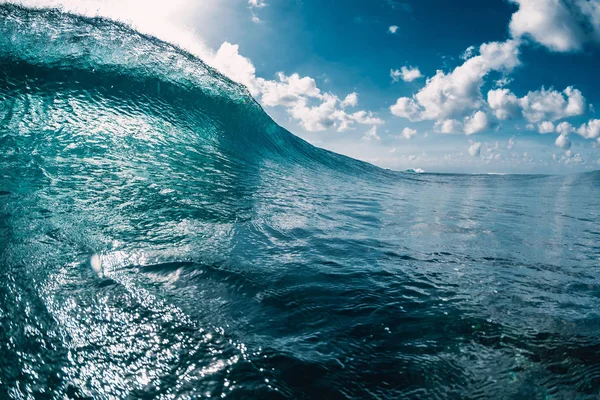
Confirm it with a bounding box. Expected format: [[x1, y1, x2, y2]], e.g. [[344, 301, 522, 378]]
[[1, 5, 600, 399]]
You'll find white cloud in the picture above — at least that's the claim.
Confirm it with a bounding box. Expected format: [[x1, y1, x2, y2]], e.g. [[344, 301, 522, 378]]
[[555, 133, 572, 149], [390, 67, 422, 83], [248, 0, 267, 22], [341, 92, 358, 108], [390, 97, 421, 119], [388, 25, 399, 34], [554, 149, 583, 165], [520, 86, 586, 123], [401, 127, 417, 139], [538, 121, 555, 133], [347, 110, 385, 125], [461, 45, 476, 60], [494, 76, 513, 88], [488, 86, 586, 123], [487, 88, 520, 120], [390, 69, 402, 82], [468, 142, 482, 157], [396, 66, 423, 82], [248, 0, 266, 7], [556, 121, 575, 135], [577, 119, 600, 139], [507, 136, 516, 150], [508, 0, 584, 52], [433, 112, 489, 135], [508, 0, 600, 52], [259, 72, 321, 106], [362, 126, 381, 141], [463, 111, 490, 135], [435, 119, 463, 134], [209, 43, 383, 133], [289, 94, 338, 131], [390, 40, 520, 122], [212, 42, 262, 95]]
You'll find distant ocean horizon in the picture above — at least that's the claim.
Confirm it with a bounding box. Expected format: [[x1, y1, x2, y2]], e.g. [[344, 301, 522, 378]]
[[2, 5, 600, 399]]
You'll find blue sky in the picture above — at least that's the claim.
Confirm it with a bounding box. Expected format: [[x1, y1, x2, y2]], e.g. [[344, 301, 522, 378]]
[[10, 0, 600, 173]]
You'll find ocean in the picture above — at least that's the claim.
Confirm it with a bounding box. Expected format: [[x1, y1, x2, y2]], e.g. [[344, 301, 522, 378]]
[[1, 5, 600, 399]]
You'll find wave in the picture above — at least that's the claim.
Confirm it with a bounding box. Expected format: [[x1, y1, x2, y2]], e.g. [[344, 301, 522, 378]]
[[0, 4, 396, 182]]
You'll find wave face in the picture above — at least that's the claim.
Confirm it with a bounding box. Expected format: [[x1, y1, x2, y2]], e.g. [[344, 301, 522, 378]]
[[2, 5, 600, 399]]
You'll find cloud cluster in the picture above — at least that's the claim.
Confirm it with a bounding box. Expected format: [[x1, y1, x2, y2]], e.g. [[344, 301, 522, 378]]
[[486, 84, 587, 142], [433, 110, 491, 135], [508, 0, 600, 52], [390, 40, 520, 132], [390, 1, 599, 146], [577, 119, 600, 139], [211, 42, 383, 132]]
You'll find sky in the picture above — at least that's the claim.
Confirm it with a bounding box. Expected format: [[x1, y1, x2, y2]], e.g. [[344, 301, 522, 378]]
[[8, 0, 600, 173]]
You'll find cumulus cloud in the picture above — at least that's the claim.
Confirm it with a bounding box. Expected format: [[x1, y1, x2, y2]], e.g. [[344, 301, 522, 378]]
[[508, 0, 584, 52], [401, 127, 417, 139], [468, 141, 482, 157], [362, 126, 381, 141], [520, 86, 586, 123], [260, 72, 321, 106], [538, 121, 555, 133], [432, 112, 489, 135], [487, 88, 520, 120], [334, 110, 384, 132], [488, 86, 586, 123], [508, 0, 600, 52], [212, 42, 262, 96], [341, 92, 358, 108], [390, 40, 520, 122], [390, 97, 421, 120], [388, 25, 399, 34], [388, 2, 596, 141], [210, 43, 383, 133], [288, 94, 338, 131], [435, 119, 463, 134], [463, 111, 490, 134], [577, 119, 600, 138], [390, 66, 423, 82], [555, 133, 572, 149], [556, 121, 575, 135]]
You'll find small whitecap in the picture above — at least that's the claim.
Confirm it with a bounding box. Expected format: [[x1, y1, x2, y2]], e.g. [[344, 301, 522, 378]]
[[90, 254, 103, 277]]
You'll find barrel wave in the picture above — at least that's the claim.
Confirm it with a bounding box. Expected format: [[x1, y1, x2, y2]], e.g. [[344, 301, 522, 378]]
[[2, 4, 600, 399]]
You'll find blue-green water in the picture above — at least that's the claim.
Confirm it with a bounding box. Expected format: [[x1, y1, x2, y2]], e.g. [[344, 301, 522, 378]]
[[1, 5, 600, 399]]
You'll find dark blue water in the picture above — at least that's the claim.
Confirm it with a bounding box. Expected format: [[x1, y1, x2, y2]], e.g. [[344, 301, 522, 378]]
[[1, 5, 600, 399]]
